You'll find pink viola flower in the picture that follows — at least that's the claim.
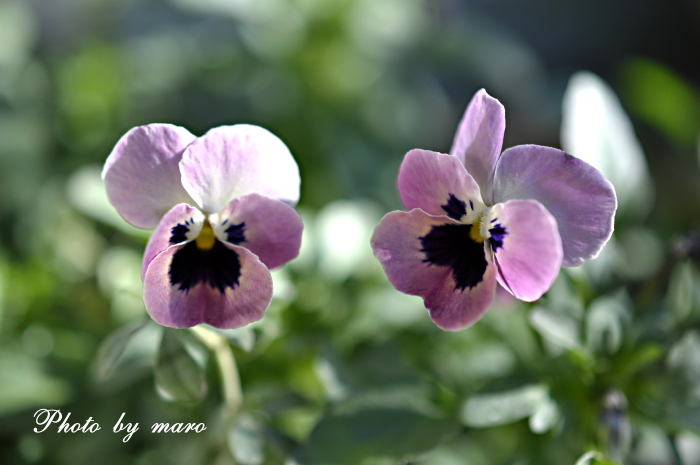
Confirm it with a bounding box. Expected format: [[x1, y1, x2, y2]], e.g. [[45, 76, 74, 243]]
[[103, 124, 303, 329], [371, 90, 617, 331]]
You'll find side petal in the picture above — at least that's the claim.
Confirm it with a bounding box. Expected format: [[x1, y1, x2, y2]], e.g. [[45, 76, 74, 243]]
[[492, 145, 617, 267], [213, 193, 303, 270], [103, 124, 197, 229], [370, 209, 497, 331], [143, 242, 273, 329], [398, 149, 484, 220], [179, 124, 300, 214], [449, 89, 506, 204], [561, 72, 653, 218], [142, 204, 204, 280], [489, 200, 563, 301]]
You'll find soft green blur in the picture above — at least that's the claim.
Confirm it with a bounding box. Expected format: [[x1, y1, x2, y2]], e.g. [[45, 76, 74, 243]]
[[2, 1, 700, 464]]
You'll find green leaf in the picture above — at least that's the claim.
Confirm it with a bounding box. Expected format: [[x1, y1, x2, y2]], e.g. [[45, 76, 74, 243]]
[[574, 451, 602, 465], [229, 413, 265, 465], [586, 295, 629, 354], [619, 343, 662, 376], [667, 330, 700, 379], [154, 328, 207, 403], [298, 409, 457, 465], [93, 318, 147, 380], [529, 307, 581, 350], [615, 228, 664, 280], [461, 384, 549, 428], [529, 396, 561, 434], [620, 58, 700, 145], [573, 451, 618, 465], [665, 260, 694, 323], [0, 351, 71, 415]]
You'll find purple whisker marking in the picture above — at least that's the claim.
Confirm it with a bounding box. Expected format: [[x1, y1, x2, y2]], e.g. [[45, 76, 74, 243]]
[[469, 200, 474, 210], [489, 223, 507, 252], [490, 218, 497, 223], [442, 194, 467, 220], [225, 222, 246, 245], [420, 223, 488, 291], [222, 219, 228, 226], [170, 223, 190, 244]]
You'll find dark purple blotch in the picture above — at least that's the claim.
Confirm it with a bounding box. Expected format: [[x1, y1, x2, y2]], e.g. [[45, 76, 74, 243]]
[[169, 240, 241, 294], [420, 223, 487, 291]]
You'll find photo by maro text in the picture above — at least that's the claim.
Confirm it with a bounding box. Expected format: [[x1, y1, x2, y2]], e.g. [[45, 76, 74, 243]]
[[33, 409, 207, 443]]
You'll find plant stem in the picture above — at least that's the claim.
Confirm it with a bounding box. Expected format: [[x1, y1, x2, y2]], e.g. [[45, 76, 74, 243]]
[[191, 326, 242, 416]]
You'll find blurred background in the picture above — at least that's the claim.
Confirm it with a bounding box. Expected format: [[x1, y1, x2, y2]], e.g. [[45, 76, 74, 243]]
[[3, 0, 700, 464]]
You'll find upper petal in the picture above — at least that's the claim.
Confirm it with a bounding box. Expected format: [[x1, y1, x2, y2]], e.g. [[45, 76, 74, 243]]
[[449, 89, 506, 204], [371, 209, 497, 331], [213, 193, 303, 270], [143, 241, 273, 329], [492, 144, 617, 267], [488, 200, 563, 301], [397, 149, 483, 220], [102, 124, 197, 229], [142, 203, 204, 280], [179, 124, 300, 214]]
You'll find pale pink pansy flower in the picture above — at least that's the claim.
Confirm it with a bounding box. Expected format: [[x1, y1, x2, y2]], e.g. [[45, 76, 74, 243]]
[[103, 124, 303, 329], [371, 90, 617, 330]]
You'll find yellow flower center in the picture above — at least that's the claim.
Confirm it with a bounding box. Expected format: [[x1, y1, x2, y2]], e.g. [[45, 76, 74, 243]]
[[195, 221, 216, 250], [469, 216, 485, 243]]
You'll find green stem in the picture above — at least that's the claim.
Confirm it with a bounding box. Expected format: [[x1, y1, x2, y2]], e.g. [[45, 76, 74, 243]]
[[192, 326, 242, 416]]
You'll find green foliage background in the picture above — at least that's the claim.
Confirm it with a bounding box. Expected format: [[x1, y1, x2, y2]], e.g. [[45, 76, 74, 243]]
[[2, 0, 700, 464]]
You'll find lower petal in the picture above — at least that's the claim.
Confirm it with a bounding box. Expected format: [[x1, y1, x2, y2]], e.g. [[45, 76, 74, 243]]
[[370, 209, 497, 330], [213, 193, 303, 269], [489, 200, 563, 301], [143, 242, 273, 329]]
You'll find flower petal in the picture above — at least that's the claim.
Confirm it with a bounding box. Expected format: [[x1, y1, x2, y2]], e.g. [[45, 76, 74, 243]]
[[143, 242, 273, 329], [371, 209, 497, 330], [213, 193, 303, 270], [103, 124, 197, 229], [397, 149, 483, 220], [449, 89, 505, 204], [179, 124, 300, 214], [561, 72, 653, 218], [142, 203, 204, 280], [492, 145, 617, 267], [489, 200, 562, 301]]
